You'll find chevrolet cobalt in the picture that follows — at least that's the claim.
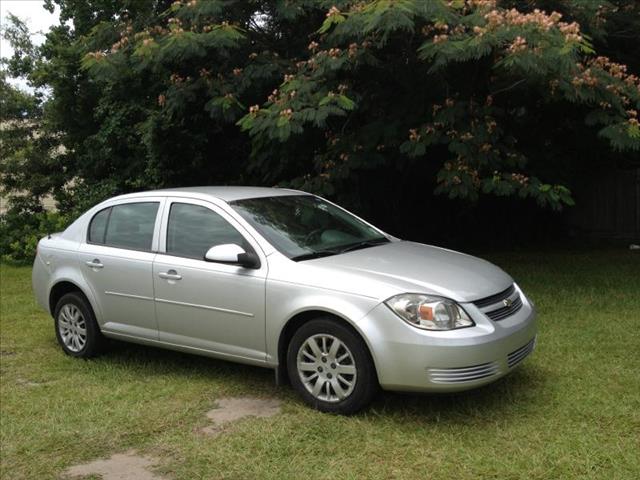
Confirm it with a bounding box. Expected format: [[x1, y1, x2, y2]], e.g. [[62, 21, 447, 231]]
[[33, 187, 536, 413]]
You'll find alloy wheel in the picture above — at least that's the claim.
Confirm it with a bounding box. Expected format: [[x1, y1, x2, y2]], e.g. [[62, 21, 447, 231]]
[[296, 334, 357, 402], [57, 304, 87, 353]]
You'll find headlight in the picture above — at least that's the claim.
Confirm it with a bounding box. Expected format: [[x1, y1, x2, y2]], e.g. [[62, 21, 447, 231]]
[[384, 294, 474, 331]]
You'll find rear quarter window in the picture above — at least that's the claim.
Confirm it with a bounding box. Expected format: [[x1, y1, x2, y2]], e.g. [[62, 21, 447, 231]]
[[88, 207, 111, 244]]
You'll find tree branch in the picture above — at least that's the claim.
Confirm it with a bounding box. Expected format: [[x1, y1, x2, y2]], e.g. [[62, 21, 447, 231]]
[[491, 78, 527, 97]]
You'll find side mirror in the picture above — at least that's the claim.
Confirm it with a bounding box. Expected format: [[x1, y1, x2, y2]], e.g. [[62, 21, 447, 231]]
[[204, 244, 260, 269]]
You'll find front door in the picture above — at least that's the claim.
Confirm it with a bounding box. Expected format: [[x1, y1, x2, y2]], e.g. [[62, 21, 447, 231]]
[[152, 199, 267, 363]]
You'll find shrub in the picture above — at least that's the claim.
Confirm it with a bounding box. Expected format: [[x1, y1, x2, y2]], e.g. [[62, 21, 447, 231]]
[[0, 206, 69, 262]]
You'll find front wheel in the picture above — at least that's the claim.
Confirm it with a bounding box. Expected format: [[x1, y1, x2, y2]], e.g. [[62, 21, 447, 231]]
[[287, 318, 378, 414]]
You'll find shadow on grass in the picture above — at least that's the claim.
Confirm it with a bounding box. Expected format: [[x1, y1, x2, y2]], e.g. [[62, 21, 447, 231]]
[[78, 338, 550, 424], [372, 365, 550, 424], [99, 339, 276, 386]]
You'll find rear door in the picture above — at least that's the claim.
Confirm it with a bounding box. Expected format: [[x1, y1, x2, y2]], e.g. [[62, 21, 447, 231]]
[[152, 198, 267, 363], [78, 198, 164, 339]]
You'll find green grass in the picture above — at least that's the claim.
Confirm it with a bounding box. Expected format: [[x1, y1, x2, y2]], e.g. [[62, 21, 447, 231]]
[[1, 250, 639, 479]]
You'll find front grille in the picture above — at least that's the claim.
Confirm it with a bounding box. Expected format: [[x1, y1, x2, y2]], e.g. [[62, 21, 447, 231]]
[[428, 361, 500, 384], [485, 295, 523, 321], [473, 284, 523, 321], [507, 337, 536, 368], [473, 285, 515, 308]]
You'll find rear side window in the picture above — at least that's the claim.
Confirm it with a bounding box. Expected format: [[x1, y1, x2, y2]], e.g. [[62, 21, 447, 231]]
[[88, 202, 159, 251], [167, 203, 247, 259]]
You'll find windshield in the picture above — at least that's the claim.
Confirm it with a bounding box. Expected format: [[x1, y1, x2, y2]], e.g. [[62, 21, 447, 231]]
[[230, 195, 389, 260]]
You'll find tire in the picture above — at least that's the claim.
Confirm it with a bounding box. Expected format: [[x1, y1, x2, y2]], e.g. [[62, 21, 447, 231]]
[[54, 292, 106, 358], [287, 317, 378, 414]]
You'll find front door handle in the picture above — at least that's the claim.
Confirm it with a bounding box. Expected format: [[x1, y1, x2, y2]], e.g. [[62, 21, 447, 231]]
[[158, 269, 182, 281], [85, 259, 104, 269]]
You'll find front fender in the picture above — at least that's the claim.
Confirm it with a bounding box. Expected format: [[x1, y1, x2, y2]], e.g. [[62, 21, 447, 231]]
[[265, 279, 380, 366]]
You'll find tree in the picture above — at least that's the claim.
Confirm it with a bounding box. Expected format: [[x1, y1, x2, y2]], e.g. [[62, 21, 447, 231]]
[[2, 0, 639, 260], [237, 1, 639, 211], [42, 0, 329, 207], [79, 0, 638, 213], [39, 0, 640, 211], [0, 15, 67, 260]]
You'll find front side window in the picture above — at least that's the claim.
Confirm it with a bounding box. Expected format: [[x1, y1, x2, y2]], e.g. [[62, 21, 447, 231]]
[[230, 195, 388, 260], [166, 203, 247, 259], [88, 202, 159, 251]]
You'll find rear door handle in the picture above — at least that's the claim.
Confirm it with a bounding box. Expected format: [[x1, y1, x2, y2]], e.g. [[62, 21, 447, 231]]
[[158, 270, 182, 281], [85, 259, 104, 269]]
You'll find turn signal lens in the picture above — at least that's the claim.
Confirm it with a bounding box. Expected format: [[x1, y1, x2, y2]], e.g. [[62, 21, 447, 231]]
[[418, 304, 434, 320]]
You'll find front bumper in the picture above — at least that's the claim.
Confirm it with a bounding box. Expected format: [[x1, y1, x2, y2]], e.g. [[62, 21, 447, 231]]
[[358, 291, 537, 392]]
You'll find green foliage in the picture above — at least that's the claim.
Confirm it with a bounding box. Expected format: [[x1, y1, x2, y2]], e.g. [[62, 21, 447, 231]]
[[237, 0, 640, 210], [1, 0, 639, 259], [0, 207, 69, 262], [0, 13, 39, 78], [1, 17, 69, 262]]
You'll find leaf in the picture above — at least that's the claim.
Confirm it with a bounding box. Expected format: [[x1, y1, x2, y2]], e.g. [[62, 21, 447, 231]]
[[318, 13, 346, 34], [236, 115, 254, 131], [336, 94, 356, 110]]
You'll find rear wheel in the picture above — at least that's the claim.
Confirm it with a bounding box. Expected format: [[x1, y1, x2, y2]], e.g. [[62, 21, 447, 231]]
[[54, 292, 105, 358], [287, 318, 378, 414]]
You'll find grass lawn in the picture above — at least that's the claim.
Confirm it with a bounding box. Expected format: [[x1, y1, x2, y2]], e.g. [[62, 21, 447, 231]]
[[1, 249, 639, 479]]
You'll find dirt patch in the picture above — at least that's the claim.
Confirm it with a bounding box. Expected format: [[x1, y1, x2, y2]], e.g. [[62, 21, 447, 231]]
[[63, 450, 165, 480], [201, 397, 281, 435]]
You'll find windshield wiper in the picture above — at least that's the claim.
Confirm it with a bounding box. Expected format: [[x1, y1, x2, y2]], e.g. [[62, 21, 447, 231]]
[[291, 238, 389, 261], [338, 237, 390, 254], [290, 249, 341, 262]]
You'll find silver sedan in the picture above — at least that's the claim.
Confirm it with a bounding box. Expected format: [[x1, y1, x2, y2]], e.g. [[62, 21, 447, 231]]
[[32, 187, 536, 414]]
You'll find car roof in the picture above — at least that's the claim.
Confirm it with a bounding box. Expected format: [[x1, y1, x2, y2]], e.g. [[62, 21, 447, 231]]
[[109, 186, 311, 203]]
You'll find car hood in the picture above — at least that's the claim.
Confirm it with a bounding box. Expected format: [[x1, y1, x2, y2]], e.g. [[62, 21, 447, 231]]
[[304, 241, 513, 303]]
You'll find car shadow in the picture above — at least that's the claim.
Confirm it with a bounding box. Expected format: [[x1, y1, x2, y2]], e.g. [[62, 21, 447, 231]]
[[88, 339, 548, 422], [100, 339, 277, 387], [370, 365, 550, 425]]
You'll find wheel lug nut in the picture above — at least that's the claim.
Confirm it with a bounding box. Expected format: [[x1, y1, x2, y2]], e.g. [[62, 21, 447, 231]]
[[327, 373, 333, 379], [321, 357, 327, 363], [330, 363, 336, 369], [317, 366, 323, 372]]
